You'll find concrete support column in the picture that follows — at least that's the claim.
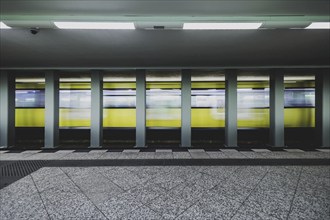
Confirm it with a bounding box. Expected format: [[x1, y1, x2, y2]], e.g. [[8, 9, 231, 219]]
[[316, 70, 330, 147], [0, 71, 15, 148], [44, 71, 59, 148], [270, 71, 285, 147], [90, 71, 103, 148], [181, 70, 191, 147], [136, 69, 146, 148], [225, 70, 238, 147]]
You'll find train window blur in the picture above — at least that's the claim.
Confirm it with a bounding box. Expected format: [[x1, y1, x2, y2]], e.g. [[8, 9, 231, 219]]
[[16, 90, 45, 108], [191, 71, 225, 127], [146, 71, 181, 127], [237, 74, 270, 128], [59, 76, 91, 128], [103, 90, 136, 108], [15, 77, 45, 127], [103, 72, 136, 127], [284, 89, 315, 107], [284, 74, 315, 127]]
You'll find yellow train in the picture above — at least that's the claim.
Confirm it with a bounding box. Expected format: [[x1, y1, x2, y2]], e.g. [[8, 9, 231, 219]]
[[15, 81, 315, 128]]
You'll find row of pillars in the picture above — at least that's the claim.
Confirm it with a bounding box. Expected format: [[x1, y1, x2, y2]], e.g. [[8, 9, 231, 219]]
[[1, 70, 329, 148]]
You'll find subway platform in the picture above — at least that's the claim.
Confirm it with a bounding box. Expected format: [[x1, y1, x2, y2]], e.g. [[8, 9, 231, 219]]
[[1, 148, 329, 219]]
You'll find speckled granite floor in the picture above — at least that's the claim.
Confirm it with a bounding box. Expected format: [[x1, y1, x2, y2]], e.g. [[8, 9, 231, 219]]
[[0, 165, 329, 220]]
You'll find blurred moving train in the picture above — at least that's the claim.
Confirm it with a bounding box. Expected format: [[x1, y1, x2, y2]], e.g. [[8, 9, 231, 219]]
[[15, 81, 315, 128]]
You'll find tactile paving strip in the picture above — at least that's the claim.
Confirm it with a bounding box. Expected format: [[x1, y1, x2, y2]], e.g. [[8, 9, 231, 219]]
[[0, 160, 49, 189]]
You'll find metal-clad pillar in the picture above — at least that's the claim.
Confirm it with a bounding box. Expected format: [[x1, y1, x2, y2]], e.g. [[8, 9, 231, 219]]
[[90, 71, 103, 148], [316, 70, 330, 147], [181, 70, 191, 147], [136, 69, 146, 148], [44, 71, 59, 148], [270, 71, 285, 147], [225, 70, 238, 147], [0, 71, 15, 148]]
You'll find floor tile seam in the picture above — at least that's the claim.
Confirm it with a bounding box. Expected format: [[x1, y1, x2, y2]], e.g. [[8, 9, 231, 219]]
[[155, 181, 182, 192], [161, 178, 198, 198], [83, 153, 108, 160], [137, 185, 171, 208], [215, 186, 255, 205], [208, 166, 242, 188], [98, 154, 121, 160], [94, 152, 109, 159], [142, 201, 166, 217], [55, 152, 74, 160], [241, 152, 267, 158], [93, 168, 129, 192], [172, 196, 202, 220], [59, 153, 92, 160], [0, 153, 33, 160], [299, 169, 330, 180], [141, 191, 201, 220], [286, 166, 304, 220], [255, 182, 297, 194], [122, 166, 156, 179], [118, 204, 154, 220], [120, 177, 156, 194], [229, 169, 271, 220], [296, 171, 330, 190], [31, 172, 71, 192], [21, 152, 42, 159], [137, 191, 167, 207], [34, 169, 84, 194], [195, 169, 222, 179], [197, 171, 234, 189], [293, 188, 330, 202], [29, 174, 52, 220], [267, 167, 303, 177], [134, 169, 169, 182], [59, 167, 111, 220], [180, 173, 210, 185], [188, 152, 210, 158], [200, 166, 244, 202], [233, 208, 269, 219], [37, 185, 81, 195], [222, 153, 249, 159], [246, 168, 298, 190], [243, 189, 297, 206]]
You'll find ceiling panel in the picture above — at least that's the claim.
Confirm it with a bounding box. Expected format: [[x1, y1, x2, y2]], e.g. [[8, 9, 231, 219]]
[[1, 29, 329, 68]]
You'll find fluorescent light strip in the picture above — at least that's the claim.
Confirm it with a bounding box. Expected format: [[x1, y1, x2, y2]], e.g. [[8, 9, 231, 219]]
[[54, 22, 135, 29], [183, 23, 262, 30], [305, 22, 330, 29], [0, 22, 11, 29]]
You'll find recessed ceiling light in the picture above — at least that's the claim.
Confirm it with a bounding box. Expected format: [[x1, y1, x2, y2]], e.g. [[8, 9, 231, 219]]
[[183, 23, 262, 30], [0, 22, 11, 29], [305, 22, 330, 29], [54, 22, 135, 29]]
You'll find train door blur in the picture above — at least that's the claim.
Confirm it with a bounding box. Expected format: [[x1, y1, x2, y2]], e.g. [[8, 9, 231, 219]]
[[237, 72, 270, 147], [284, 73, 315, 147], [146, 71, 181, 147], [59, 73, 91, 148], [15, 72, 45, 148], [191, 71, 225, 147], [103, 72, 136, 148]]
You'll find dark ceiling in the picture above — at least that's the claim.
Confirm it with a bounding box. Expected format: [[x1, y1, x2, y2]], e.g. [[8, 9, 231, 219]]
[[0, 0, 329, 69]]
